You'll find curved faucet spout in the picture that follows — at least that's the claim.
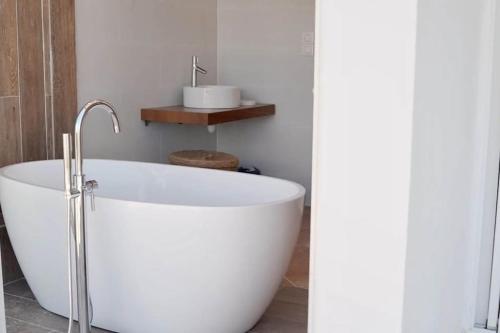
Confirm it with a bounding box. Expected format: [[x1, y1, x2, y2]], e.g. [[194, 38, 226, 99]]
[[75, 100, 120, 134], [74, 99, 120, 176]]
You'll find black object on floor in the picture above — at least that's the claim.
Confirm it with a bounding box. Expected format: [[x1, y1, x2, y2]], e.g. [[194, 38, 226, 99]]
[[238, 166, 261, 175]]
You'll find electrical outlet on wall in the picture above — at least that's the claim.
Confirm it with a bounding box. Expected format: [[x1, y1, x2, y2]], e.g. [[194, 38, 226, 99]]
[[301, 44, 314, 56], [302, 32, 315, 44], [301, 32, 315, 56]]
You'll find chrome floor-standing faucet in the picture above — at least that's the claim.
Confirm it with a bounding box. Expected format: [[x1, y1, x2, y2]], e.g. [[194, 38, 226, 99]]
[[63, 100, 120, 333]]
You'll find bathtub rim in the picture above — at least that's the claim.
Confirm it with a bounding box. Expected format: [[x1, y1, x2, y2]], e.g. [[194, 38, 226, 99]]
[[0, 159, 306, 209]]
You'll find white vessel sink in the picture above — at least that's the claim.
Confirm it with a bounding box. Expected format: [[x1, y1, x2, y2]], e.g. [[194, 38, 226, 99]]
[[183, 85, 241, 109]]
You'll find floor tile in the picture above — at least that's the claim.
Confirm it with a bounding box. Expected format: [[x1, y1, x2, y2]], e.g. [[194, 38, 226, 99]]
[[5, 295, 69, 332], [285, 245, 310, 289], [263, 300, 308, 325], [285, 206, 310, 289], [68, 323, 112, 333], [280, 278, 294, 288], [3, 279, 307, 333], [250, 287, 308, 332], [250, 316, 307, 333], [6, 316, 53, 333], [274, 287, 308, 306], [4, 279, 35, 301], [3, 279, 113, 333]]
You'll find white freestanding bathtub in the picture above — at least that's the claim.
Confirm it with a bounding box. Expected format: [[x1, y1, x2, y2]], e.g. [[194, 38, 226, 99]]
[[0, 159, 304, 333]]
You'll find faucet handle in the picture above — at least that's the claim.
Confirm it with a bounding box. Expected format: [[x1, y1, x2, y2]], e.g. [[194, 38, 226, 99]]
[[192, 55, 207, 73], [84, 180, 98, 212]]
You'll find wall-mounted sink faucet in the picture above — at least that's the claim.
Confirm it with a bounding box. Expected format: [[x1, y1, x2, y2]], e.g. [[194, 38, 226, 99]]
[[63, 100, 120, 333], [191, 56, 207, 87]]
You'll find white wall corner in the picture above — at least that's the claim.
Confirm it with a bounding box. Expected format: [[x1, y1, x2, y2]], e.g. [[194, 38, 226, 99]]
[[472, 0, 500, 326], [309, 0, 417, 331]]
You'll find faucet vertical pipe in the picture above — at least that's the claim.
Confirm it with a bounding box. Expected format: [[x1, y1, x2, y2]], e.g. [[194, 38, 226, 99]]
[[191, 56, 198, 88], [63, 134, 75, 333], [73, 185, 91, 333], [63, 134, 73, 196], [70, 100, 120, 333]]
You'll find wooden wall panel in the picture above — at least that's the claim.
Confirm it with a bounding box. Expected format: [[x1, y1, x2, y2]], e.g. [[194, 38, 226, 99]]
[[0, 97, 22, 283], [0, 97, 21, 167], [51, 0, 77, 158], [0, 0, 77, 283], [17, 0, 47, 161], [0, 0, 19, 97], [42, 0, 54, 159], [0, 224, 23, 283]]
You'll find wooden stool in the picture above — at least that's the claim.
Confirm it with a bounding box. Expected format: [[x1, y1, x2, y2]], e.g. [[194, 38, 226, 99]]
[[168, 150, 239, 171]]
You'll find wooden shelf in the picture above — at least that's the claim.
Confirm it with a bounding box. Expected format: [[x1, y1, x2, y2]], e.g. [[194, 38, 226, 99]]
[[140, 104, 275, 126]]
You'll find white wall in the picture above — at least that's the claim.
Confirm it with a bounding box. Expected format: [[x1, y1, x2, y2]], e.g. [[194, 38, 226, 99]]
[[475, 0, 500, 324], [216, 0, 315, 203], [310, 0, 491, 332], [76, 0, 218, 162], [402, 0, 489, 331], [77, 0, 315, 197], [309, 0, 417, 331]]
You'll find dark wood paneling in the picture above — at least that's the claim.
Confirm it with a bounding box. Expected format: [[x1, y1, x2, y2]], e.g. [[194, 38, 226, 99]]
[[0, 0, 19, 97], [0, 0, 77, 285], [42, 0, 52, 94], [50, 0, 77, 158], [141, 104, 275, 125], [0, 97, 22, 283], [42, 0, 54, 159], [0, 97, 21, 168], [0, 226, 23, 283], [17, 0, 47, 161], [0, 208, 23, 284], [45, 95, 54, 159]]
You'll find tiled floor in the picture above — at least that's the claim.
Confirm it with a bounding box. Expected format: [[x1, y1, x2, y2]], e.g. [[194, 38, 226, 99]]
[[284, 207, 310, 289], [3, 279, 307, 333]]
